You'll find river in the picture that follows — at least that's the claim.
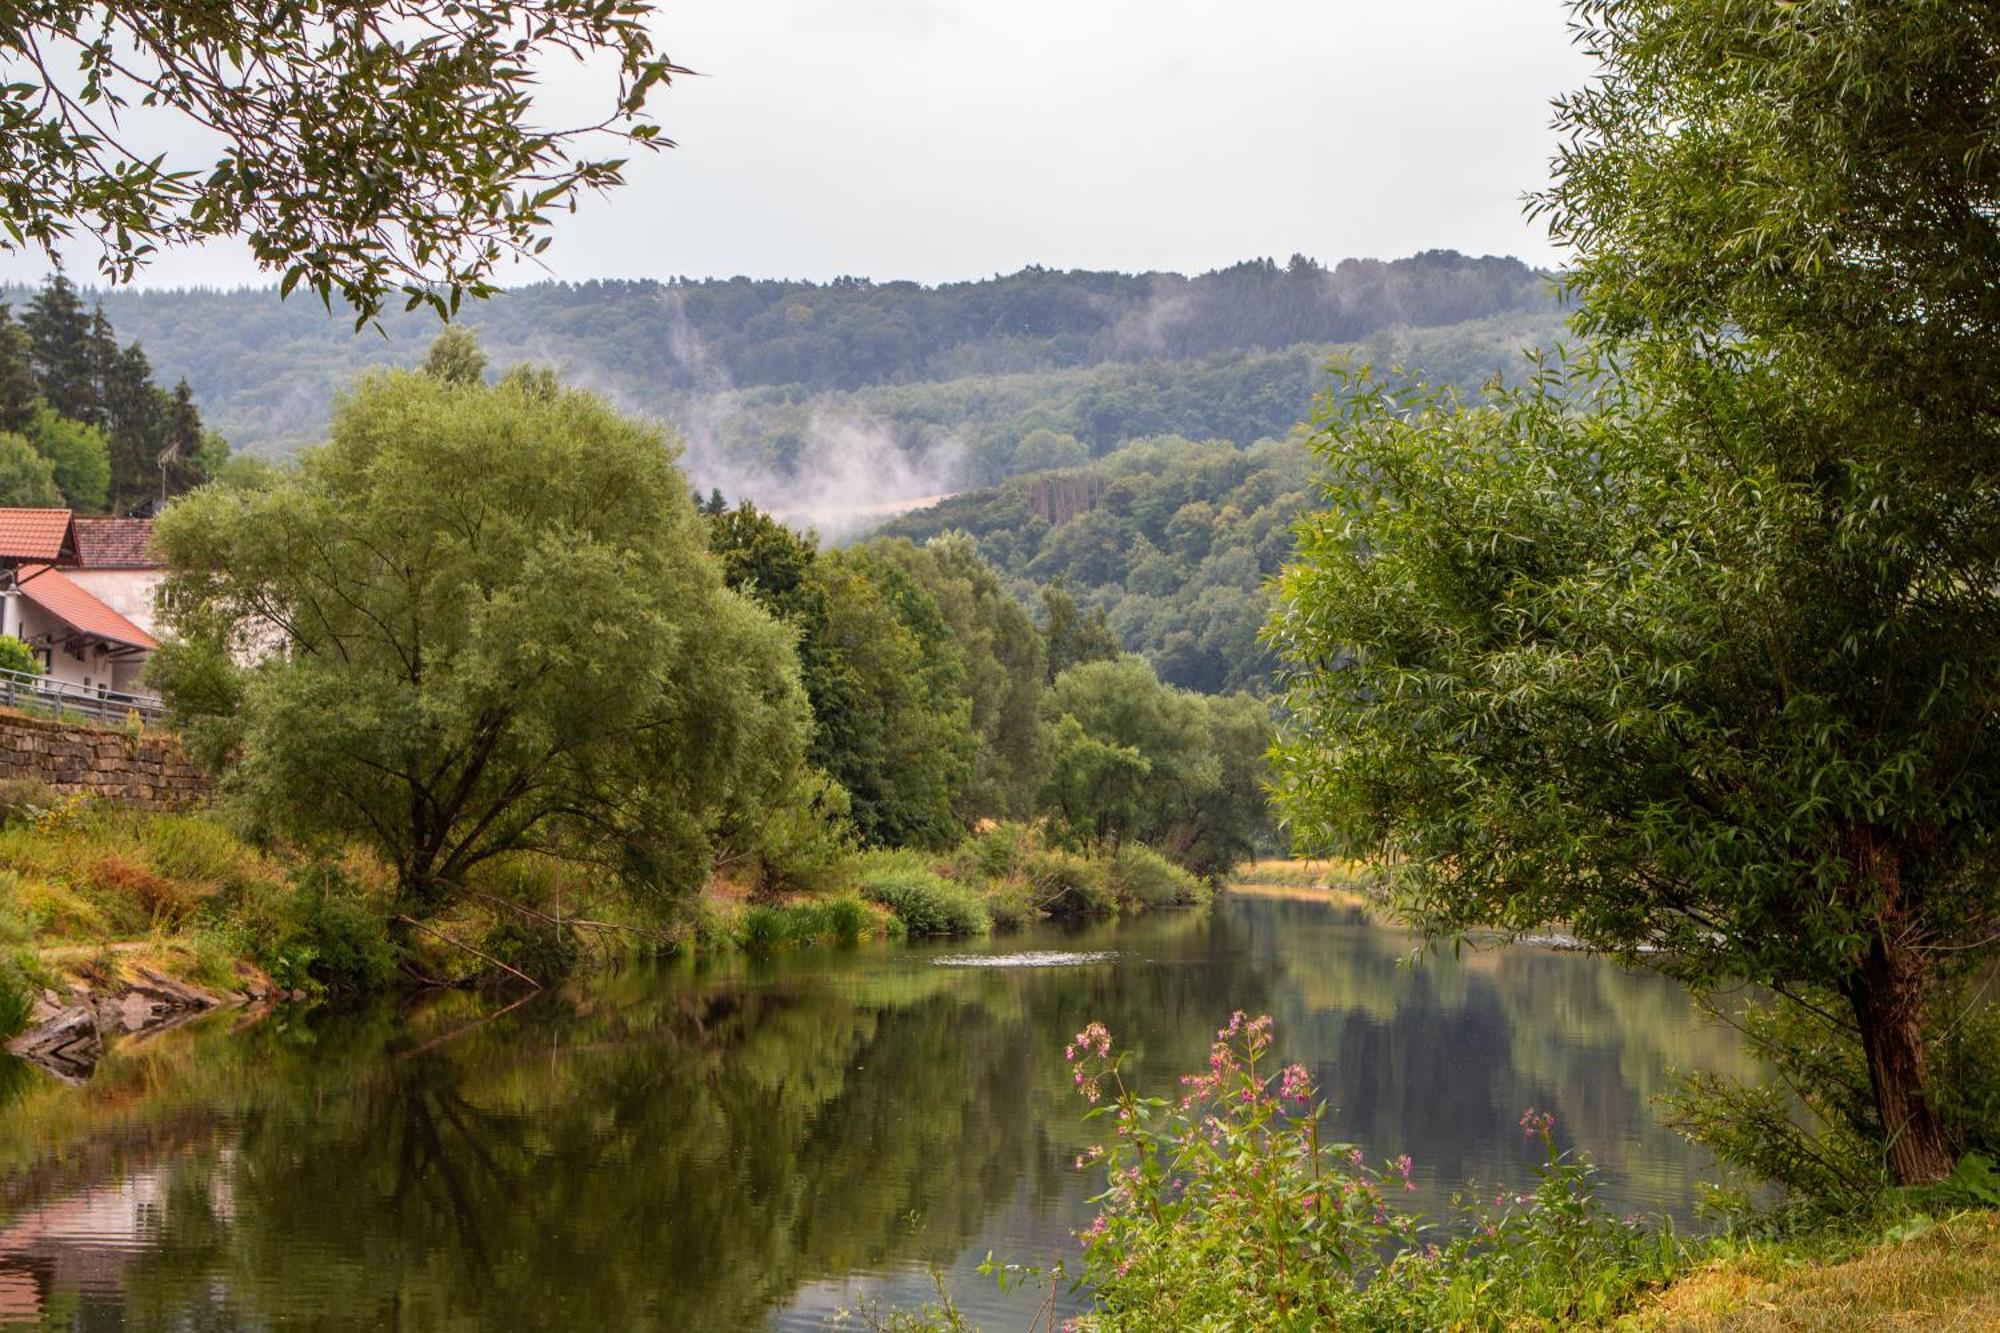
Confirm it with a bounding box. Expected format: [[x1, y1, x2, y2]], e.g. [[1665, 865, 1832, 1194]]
[[0, 892, 1746, 1330]]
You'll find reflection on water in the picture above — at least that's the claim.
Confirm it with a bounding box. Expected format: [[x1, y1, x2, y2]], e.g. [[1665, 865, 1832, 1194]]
[[0, 895, 1748, 1330]]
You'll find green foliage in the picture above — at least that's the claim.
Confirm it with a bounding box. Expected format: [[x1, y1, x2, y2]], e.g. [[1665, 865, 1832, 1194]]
[[857, 860, 990, 937], [885, 435, 1322, 694], [0, 5, 681, 322], [0, 430, 61, 507], [220, 861, 397, 995], [1053, 1015, 1679, 1332], [1275, 1, 2000, 1186], [815, 552, 976, 849], [0, 960, 30, 1040], [25, 406, 109, 511], [153, 367, 811, 919], [735, 899, 871, 954], [1040, 656, 1270, 878], [1107, 843, 1209, 909], [20, 277, 220, 508], [704, 501, 983, 850], [26, 255, 1558, 453], [0, 636, 40, 679], [856, 535, 1047, 822], [1025, 847, 1113, 919], [422, 328, 488, 386], [1666, 987, 2000, 1218], [481, 914, 582, 982], [745, 768, 856, 897]]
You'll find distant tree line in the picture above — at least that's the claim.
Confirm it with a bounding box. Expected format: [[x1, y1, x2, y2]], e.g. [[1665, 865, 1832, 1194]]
[[0, 274, 225, 513], [15, 253, 1561, 460]]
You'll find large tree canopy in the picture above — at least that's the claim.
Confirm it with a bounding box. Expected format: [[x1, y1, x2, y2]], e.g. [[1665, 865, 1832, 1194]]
[[0, 0, 684, 321], [1275, 0, 2000, 1186], [153, 363, 807, 916]]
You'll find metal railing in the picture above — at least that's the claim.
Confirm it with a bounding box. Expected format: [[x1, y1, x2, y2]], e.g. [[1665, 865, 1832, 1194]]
[[0, 665, 168, 727]]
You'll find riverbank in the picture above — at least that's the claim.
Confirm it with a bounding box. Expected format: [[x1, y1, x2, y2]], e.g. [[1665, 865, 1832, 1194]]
[[1619, 1211, 2000, 1331], [0, 793, 1227, 1071]]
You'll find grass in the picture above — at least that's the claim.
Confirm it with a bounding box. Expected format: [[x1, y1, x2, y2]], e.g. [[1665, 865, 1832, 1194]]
[[1227, 858, 1379, 911], [1620, 1212, 2000, 1332]]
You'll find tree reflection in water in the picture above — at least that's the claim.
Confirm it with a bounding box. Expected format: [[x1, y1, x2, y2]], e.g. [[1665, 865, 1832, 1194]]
[[0, 898, 1746, 1330]]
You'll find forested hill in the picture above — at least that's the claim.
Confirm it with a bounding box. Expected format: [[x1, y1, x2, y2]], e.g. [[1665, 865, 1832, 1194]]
[[1, 250, 1558, 459], [878, 435, 1314, 695]]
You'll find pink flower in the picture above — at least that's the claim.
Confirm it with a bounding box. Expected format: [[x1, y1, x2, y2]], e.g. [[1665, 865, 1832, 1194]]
[[1279, 1063, 1312, 1105]]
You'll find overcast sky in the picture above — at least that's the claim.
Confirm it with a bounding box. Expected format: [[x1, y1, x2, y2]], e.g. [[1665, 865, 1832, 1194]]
[[1, 0, 1587, 289]]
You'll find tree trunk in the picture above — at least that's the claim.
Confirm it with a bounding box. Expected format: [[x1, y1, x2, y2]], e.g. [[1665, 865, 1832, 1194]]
[[1846, 931, 1955, 1185]]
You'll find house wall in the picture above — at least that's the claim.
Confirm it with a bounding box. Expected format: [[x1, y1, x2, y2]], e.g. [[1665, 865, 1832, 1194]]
[[63, 569, 165, 639], [6, 601, 130, 693]]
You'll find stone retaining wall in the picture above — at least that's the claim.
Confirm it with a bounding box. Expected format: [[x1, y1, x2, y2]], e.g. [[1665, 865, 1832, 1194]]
[[0, 709, 210, 807]]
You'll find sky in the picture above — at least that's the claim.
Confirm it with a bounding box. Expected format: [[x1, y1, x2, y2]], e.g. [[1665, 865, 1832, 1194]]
[[0, 0, 1588, 290]]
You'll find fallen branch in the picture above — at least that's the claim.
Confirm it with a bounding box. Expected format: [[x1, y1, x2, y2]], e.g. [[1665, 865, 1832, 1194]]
[[393, 914, 541, 989]]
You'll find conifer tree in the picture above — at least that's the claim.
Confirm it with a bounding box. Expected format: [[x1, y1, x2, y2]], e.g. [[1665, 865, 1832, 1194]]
[[22, 274, 95, 424], [0, 308, 37, 436]]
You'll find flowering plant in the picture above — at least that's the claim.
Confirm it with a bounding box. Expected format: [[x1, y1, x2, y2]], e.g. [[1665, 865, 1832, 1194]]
[[1058, 1015, 1681, 1332], [1063, 1011, 1421, 1329]]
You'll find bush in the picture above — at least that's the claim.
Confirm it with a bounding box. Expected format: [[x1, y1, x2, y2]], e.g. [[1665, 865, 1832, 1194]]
[[818, 895, 870, 945], [738, 904, 793, 955], [1028, 848, 1114, 919], [0, 634, 39, 678], [1053, 1015, 1680, 1332], [138, 814, 267, 897], [961, 821, 1035, 880], [0, 778, 56, 827], [982, 882, 1040, 931], [226, 861, 396, 994], [1667, 985, 2000, 1218], [1109, 844, 1209, 909], [860, 867, 990, 937], [0, 963, 31, 1040], [481, 913, 582, 981]]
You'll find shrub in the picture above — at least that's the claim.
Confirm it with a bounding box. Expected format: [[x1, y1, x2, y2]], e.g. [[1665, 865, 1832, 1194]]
[[0, 779, 57, 828], [860, 867, 990, 937], [818, 896, 870, 945], [481, 913, 582, 981], [1028, 848, 1114, 919], [138, 814, 268, 897], [738, 904, 792, 955], [0, 634, 39, 679], [982, 882, 1040, 931], [961, 821, 1035, 880], [225, 861, 396, 994], [1051, 1014, 1681, 1332], [1109, 843, 1209, 909], [0, 963, 31, 1040], [86, 854, 195, 927]]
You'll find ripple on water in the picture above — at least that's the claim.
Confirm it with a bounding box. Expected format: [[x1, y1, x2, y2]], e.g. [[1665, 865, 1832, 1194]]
[[931, 950, 1115, 968]]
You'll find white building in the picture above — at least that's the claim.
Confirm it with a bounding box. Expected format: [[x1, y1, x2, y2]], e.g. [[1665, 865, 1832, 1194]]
[[0, 510, 162, 699]]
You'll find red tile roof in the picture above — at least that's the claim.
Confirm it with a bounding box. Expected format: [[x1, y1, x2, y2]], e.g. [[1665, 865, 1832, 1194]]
[[14, 564, 157, 650], [0, 509, 74, 562], [70, 518, 159, 569]]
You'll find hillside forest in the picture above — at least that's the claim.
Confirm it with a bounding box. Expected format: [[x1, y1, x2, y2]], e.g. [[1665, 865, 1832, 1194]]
[[0, 274, 229, 515]]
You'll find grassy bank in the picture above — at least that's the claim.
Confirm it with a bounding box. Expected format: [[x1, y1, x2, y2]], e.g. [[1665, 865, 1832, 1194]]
[[1619, 1211, 2000, 1332], [0, 792, 1216, 1029]]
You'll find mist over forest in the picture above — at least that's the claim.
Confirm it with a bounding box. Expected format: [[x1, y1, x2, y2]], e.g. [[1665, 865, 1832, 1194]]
[[3, 250, 1564, 532]]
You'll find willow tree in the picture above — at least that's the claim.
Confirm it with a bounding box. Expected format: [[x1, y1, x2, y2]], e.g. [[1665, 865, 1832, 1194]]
[[0, 0, 684, 320], [153, 365, 808, 917], [1274, 1, 2000, 1185]]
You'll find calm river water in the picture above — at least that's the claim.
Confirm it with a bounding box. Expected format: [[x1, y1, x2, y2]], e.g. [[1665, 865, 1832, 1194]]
[[0, 893, 1746, 1330]]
